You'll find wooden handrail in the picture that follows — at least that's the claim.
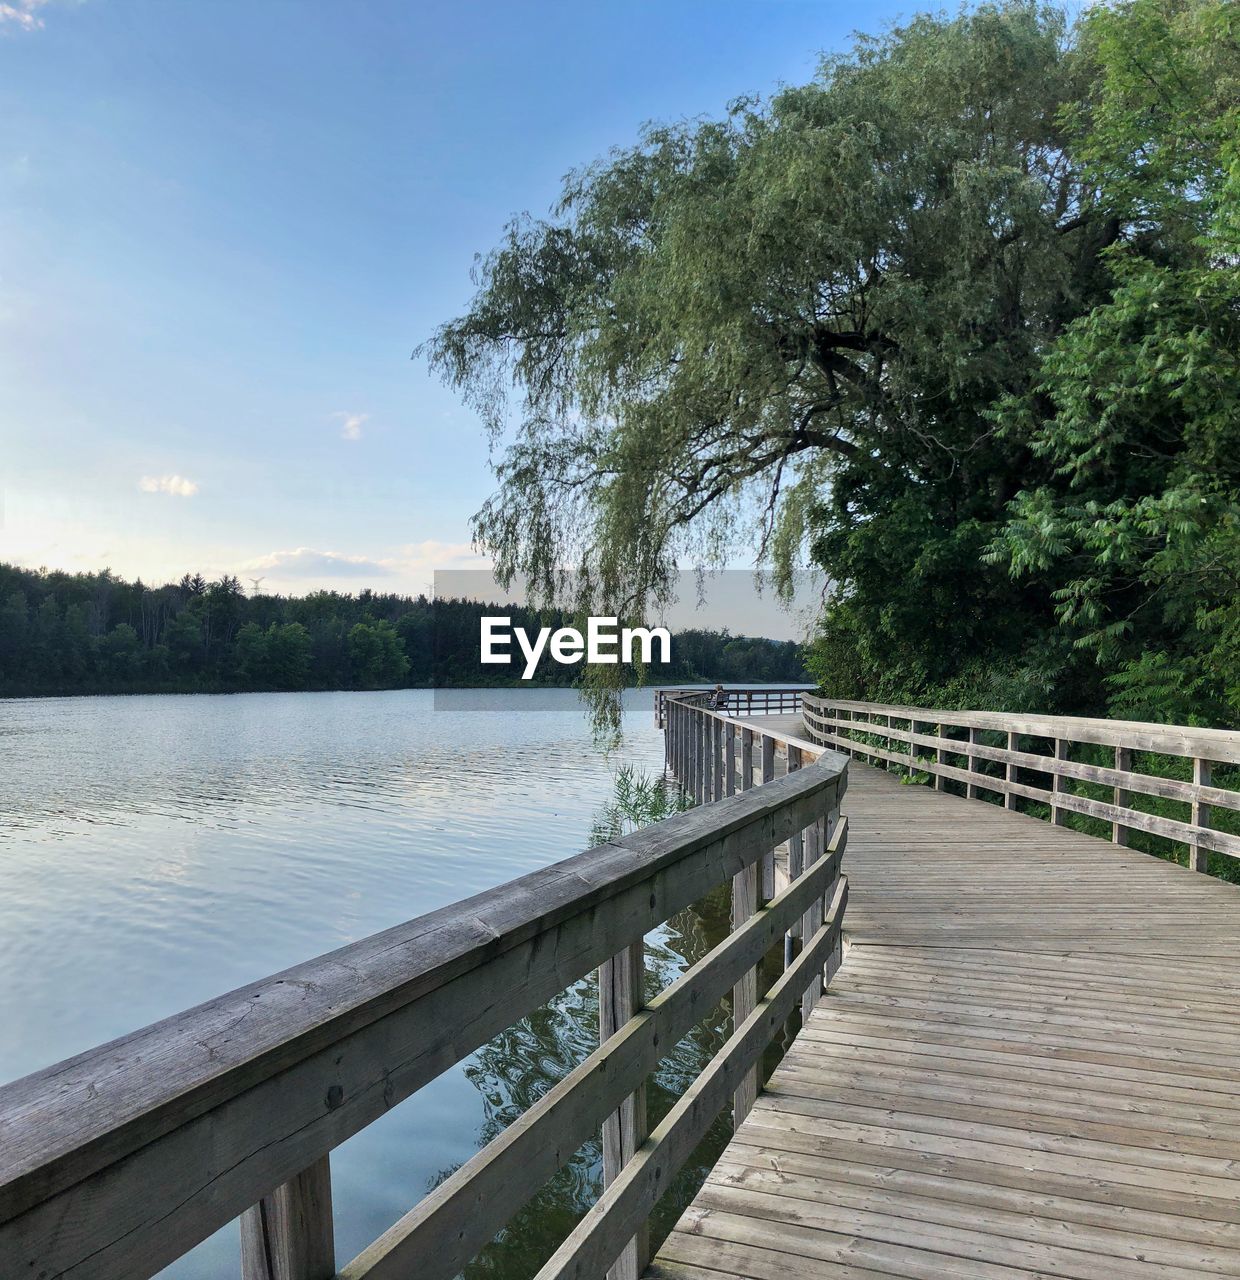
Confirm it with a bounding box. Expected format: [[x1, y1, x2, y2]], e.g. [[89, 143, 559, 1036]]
[[653, 684, 813, 727], [804, 694, 1240, 871], [0, 700, 847, 1280]]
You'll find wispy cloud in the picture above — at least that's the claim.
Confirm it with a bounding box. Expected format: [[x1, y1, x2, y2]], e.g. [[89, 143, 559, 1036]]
[[138, 474, 199, 497], [334, 411, 368, 441], [238, 541, 489, 591], [244, 547, 393, 578], [0, 1, 51, 32]]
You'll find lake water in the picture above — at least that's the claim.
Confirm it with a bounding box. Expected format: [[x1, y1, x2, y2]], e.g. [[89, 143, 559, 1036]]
[[0, 687, 730, 1278]]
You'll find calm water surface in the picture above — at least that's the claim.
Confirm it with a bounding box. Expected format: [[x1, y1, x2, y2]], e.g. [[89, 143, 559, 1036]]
[[0, 687, 718, 1278]]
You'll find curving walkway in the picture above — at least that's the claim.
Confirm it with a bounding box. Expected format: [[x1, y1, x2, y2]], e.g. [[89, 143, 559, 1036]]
[[650, 745, 1240, 1279]]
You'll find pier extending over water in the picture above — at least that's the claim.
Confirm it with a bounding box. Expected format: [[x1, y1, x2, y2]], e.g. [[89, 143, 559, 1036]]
[[1, 688, 1237, 1280]]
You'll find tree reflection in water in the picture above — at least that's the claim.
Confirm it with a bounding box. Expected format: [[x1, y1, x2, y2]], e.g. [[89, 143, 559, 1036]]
[[428, 768, 746, 1280]]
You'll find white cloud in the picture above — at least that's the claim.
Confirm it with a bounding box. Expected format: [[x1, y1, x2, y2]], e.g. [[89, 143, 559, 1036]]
[[244, 547, 394, 578], [138, 474, 199, 497], [0, 1, 50, 31], [238, 541, 490, 592], [334, 411, 368, 441]]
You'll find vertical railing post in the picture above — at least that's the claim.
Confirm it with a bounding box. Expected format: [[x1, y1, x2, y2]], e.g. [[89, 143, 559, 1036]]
[[799, 803, 822, 1020], [785, 745, 803, 969], [1005, 731, 1018, 810], [1113, 746, 1132, 845], [724, 720, 736, 797], [600, 941, 648, 1280], [240, 1156, 335, 1280], [740, 726, 754, 796], [760, 734, 776, 899], [967, 727, 981, 799], [731, 850, 760, 1126], [695, 710, 705, 803], [1191, 757, 1212, 873], [1051, 738, 1068, 825], [935, 722, 945, 790], [712, 716, 723, 802]]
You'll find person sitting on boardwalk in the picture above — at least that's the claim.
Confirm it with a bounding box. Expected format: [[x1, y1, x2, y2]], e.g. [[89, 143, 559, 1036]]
[[712, 683, 728, 711]]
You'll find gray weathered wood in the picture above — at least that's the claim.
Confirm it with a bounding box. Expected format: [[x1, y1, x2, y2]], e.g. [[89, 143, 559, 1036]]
[[337, 839, 844, 1280], [534, 879, 849, 1280], [1114, 746, 1132, 845], [731, 857, 760, 1127], [1191, 757, 1212, 873], [240, 1156, 334, 1280], [1051, 738, 1069, 826], [600, 943, 647, 1280], [760, 735, 776, 900]]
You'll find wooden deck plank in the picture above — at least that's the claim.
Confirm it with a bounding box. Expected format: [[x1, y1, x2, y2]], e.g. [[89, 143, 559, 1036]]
[[650, 758, 1240, 1279]]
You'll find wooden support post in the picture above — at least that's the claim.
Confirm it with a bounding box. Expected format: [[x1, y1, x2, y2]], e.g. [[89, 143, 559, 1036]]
[[760, 735, 776, 900], [1191, 757, 1212, 873], [1114, 746, 1131, 845], [599, 942, 648, 1280], [712, 717, 723, 802], [1005, 731, 1018, 810], [740, 727, 754, 795], [785, 746, 804, 970], [240, 1156, 335, 1280], [730, 855, 759, 1127], [799, 811, 823, 1021], [935, 722, 945, 790], [695, 712, 705, 803], [1051, 738, 1069, 825], [967, 727, 981, 799], [724, 721, 736, 797], [822, 809, 844, 987]]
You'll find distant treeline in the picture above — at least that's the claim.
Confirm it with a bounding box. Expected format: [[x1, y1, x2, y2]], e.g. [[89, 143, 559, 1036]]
[[0, 563, 806, 696]]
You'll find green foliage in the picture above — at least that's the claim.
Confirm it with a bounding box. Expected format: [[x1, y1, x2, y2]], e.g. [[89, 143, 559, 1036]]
[[0, 562, 802, 697], [589, 765, 693, 845], [428, 0, 1238, 731], [988, 0, 1240, 724]]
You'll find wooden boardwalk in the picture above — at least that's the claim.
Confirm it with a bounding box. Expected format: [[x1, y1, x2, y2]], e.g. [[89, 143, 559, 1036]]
[[650, 748, 1240, 1279]]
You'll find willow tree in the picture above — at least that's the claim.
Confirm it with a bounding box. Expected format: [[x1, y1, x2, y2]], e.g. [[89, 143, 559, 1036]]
[[423, 3, 1120, 707]]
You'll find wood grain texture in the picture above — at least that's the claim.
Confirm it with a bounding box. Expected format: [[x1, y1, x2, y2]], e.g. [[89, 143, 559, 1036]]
[[652, 757, 1240, 1280]]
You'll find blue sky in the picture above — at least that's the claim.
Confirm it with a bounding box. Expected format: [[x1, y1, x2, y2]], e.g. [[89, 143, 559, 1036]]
[[1, 0, 915, 601]]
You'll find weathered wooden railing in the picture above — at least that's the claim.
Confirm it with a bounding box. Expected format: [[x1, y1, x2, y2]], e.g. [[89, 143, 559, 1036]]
[[804, 694, 1240, 872], [653, 684, 811, 728], [0, 715, 847, 1280], [662, 694, 848, 1018]]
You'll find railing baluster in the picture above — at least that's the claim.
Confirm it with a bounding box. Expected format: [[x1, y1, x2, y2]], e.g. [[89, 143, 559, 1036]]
[[730, 854, 760, 1126], [800, 810, 822, 1020], [761, 735, 776, 899], [785, 745, 804, 969], [1113, 746, 1132, 845], [1191, 757, 1212, 872], [1051, 738, 1068, 825], [599, 942, 648, 1280], [725, 721, 736, 797], [935, 722, 944, 790], [240, 1156, 335, 1280], [967, 726, 981, 798], [1005, 731, 1018, 809]]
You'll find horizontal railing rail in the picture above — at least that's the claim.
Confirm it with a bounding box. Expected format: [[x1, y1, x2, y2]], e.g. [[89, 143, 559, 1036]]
[[0, 701, 847, 1280], [804, 694, 1240, 872], [653, 684, 812, 727]]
